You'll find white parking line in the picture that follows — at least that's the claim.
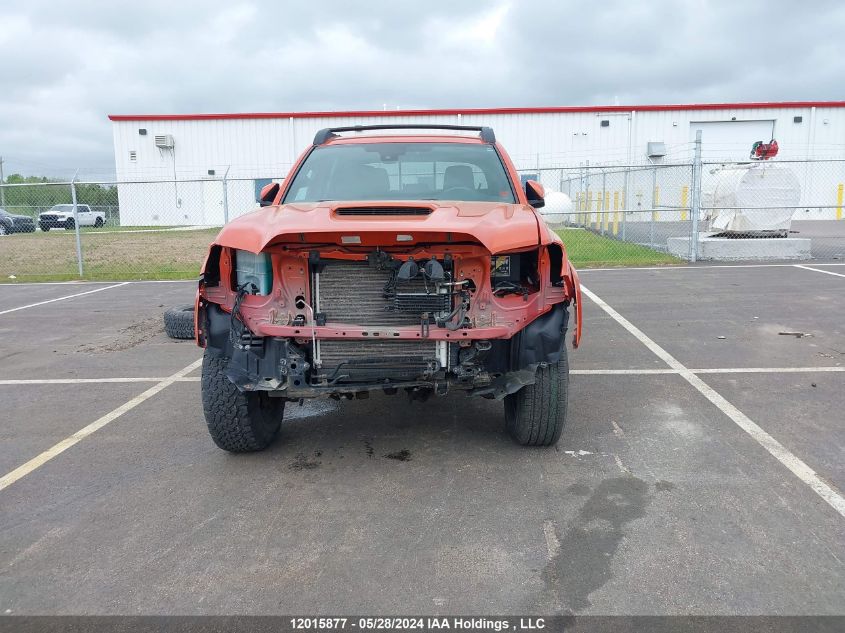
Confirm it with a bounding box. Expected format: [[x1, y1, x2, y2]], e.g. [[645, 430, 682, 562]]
[[571, 368, 677, 375], [692, 367, 845, 374], [0, 377, 168, 385], [606, 367, 845, 374], [581, 285, 845, 519], [0, 282, 130, 316], [0, 358, 202, 493], [0, 280, 196, 287], [579, 263, 845, 272], [794, 264, 845, 278]]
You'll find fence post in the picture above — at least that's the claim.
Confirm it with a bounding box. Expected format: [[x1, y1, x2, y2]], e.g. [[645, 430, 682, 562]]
[[650, 166, 657, 247], [0, 156, 5, 207], [222, 165, 231, 224], [622, 166, 629, 241], [585, 161, 591, 229], [613, 191, 619, 235], [70, 172, 84, 277], [601, 171, 607, 235], [689, 130, 703, 262]]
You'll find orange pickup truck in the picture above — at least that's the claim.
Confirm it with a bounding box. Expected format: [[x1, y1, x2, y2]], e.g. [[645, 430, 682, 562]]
[[195, 124, 582, 452]]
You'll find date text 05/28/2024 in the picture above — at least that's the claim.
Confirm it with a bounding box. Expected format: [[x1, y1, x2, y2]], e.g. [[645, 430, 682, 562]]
[[289, 617, 547, 631]]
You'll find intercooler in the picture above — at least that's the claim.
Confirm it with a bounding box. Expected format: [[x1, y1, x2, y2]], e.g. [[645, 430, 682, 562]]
[[313, 260, 449, 379]]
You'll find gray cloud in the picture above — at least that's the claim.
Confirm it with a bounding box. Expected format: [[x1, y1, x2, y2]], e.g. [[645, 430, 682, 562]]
[[0, 0, 842, 177]]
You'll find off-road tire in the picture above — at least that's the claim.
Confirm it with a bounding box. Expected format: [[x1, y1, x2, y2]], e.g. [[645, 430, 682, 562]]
[[504, 347, 569, 446], [201, 351, 284, 452], [163, 304, 195, 339]]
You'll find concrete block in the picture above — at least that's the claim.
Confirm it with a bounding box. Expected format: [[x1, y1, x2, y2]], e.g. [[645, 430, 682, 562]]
[[667, 235, 811, 261]]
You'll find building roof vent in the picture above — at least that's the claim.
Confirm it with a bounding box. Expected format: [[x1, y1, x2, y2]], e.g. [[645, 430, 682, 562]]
[[154, 134, 175, 149]]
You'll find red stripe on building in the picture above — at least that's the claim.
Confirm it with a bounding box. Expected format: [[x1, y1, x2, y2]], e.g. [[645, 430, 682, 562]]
[[107, 101, 845, 122]]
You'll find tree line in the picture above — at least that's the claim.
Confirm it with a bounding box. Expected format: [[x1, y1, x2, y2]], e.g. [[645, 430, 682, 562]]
[[1, 174, 118, 216]]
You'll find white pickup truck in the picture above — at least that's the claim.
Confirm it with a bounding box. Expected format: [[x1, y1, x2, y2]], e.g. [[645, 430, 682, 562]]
[[38, 204, 106, 231]]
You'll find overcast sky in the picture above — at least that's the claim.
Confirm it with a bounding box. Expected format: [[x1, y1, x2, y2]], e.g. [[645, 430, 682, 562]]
[[1, 0, 843, 177]]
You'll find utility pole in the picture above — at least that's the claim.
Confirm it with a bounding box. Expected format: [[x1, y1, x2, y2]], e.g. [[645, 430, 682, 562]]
[[0, 156, 5, 207]]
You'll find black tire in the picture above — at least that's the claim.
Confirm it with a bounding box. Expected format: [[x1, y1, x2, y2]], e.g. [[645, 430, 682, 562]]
[[94, 217, 104, 228], [163, 304, 195, 339], [504, 347, 569, 446], [201, 351, 284, 452], [40, 225, 50, 232], [65, 218, 75, 230]]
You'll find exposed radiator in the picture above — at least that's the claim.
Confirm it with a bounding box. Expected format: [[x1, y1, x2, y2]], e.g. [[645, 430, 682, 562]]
[[319, 340, 437, 366], [317, 340, 440, 381], [316, 260, 447, 327]]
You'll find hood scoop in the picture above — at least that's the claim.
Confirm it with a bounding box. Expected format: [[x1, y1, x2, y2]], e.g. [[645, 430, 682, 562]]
[[335, 206, 432, 216]]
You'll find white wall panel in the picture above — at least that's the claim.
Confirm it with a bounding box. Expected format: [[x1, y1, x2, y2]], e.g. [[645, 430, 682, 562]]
[[110, 104, 845, 225]]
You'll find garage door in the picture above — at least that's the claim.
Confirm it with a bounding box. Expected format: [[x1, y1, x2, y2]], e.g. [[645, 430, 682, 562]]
[[689, 120, 775, 161]]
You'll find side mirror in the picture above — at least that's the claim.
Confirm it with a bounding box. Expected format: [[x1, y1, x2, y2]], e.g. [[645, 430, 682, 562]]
[[525, 180, 545, 208], [258, 182, 280, 207]]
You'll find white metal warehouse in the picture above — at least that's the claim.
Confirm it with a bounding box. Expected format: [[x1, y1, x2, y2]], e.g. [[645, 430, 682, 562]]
[[109, 101, 845, 226]]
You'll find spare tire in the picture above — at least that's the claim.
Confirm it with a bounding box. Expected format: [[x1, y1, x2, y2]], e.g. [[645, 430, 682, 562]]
[[163, 304, 195, 340]]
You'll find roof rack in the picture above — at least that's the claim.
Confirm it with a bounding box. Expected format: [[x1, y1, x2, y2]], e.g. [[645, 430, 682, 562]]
[[313, 124, 496, 145]]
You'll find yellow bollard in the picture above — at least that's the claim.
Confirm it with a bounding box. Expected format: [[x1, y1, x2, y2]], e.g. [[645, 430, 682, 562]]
[[596, 192, 603, 232], [837, 184, 843, 220], [613, 191, 620, 235], [587, 191, 594, 229], [603, 191, 610, 233], [680, 186, 689, 221]]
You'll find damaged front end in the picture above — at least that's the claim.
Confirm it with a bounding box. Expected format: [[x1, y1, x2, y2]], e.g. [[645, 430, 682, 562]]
[[196, 214, 580, 402]]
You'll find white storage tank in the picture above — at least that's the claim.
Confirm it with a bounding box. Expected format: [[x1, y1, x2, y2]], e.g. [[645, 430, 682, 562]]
[[538, 190, 573, 226], [704, 163, 801, 235]]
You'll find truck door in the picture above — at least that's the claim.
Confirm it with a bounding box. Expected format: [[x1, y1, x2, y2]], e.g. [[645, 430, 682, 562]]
[[78, 205, 93, 226]]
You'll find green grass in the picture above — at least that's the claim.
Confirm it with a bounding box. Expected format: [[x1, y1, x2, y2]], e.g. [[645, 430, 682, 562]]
[[556, 228, 684, 268], [1, 229, 219, 283], [2, 225, 681, 283]]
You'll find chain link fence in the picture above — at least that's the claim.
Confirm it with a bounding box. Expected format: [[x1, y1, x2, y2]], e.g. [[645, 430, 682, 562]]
[[0, 176, 279, 281], [527, 152, 845, 267], [2, 151, 845, 281]]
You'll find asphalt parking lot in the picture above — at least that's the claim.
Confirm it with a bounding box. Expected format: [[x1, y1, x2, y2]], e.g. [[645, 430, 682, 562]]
[[0, 264, 843, 615]]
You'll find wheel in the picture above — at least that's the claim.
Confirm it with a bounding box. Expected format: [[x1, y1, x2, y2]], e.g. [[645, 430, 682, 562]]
[[0, 224, 7, 236], [40, 225, 50, 232], [65, 218, 75, 230], [504, 347, 569, 446], [163, 304, 195, 339], [94, 217, 104, 228], [201, 351, 284, 452]]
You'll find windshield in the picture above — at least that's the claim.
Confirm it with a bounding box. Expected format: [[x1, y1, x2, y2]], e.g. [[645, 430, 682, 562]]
[[283, 142, 516, 204], [50, 205, 74, 211]]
